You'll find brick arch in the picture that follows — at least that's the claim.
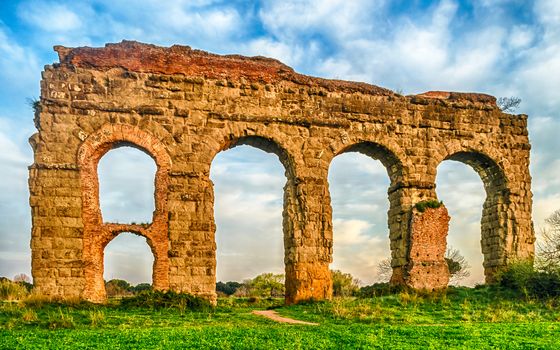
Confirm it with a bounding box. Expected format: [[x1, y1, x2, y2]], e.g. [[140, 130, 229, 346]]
[[78, 124, 171, 302], [434, 144, 512, 282]]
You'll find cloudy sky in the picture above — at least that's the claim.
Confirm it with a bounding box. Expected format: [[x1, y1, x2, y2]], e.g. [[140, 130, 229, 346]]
[[1, 0, 559, 286]]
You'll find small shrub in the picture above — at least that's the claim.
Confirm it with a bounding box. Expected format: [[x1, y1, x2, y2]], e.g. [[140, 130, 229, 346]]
[[497, 260, 560, 299], [414, 200, 443, 213], [119, 290, 212, 311], [47, 308, 75, 329], [357, 282, 402, 298], [331, 270, 360, 297], [216, 281, 242, 296], [0, 280, 29, 301], [88, 309, 105, 327], [21, 309, 38, 322]]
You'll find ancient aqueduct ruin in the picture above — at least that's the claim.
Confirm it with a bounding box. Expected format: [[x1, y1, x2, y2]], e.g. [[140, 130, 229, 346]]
[[29, 41, 534, 304]]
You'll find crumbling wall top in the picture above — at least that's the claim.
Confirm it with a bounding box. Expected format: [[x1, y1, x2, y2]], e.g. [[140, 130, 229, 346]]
[[52, 40, 497, 108]]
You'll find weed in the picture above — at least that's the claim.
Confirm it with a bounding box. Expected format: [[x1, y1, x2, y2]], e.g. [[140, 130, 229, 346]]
[[21, 308, 38, 322], [414, 199, 443, 212], [88, 309, 105, 327], [119, 290, 212, 311], [47, 308, 75, 329]]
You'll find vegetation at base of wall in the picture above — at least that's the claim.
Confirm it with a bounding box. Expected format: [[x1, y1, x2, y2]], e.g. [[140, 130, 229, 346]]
[[1, 287, 559, 348], [105, 279, 153, 298], [496, 260, 560, 299], [119, 290, 212, 311], [414, 199, 443, 212], [0, 279, 29, 301]]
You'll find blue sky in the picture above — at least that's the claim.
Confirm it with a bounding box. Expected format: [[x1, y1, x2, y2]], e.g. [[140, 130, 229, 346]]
[[1, 0, 559, 286]]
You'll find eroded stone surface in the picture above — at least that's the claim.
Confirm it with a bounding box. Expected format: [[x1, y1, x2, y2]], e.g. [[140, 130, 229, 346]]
[[406, 206, 450, 290], [29, 41, 534, 304]]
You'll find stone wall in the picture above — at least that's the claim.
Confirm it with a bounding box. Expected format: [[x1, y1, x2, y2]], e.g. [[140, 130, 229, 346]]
[[29, 41, 534, 303]]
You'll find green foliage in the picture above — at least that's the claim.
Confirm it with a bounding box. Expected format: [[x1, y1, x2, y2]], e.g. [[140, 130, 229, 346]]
[[357, 282, 403, 297], [236, 273, 285, 298], [0, 279, 29, 301], [1, 288, 560, 348], [119, 290, 212, 311], [216, 281, 242, 296], [331, 270, 360, 297], [497, 260, 560, 298], [105, 279, 132, 298], [47, 308, 75, 329], [130, 283, 152, 293], [414, 199, 443, 212]]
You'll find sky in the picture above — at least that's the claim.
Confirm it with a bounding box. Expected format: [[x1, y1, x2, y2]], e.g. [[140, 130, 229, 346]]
[[1, 0, 560, 287]]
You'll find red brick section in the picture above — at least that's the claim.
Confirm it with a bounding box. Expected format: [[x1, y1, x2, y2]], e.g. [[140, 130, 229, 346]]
[[77, 124, 171, 302], [407, 206, 451, 290]]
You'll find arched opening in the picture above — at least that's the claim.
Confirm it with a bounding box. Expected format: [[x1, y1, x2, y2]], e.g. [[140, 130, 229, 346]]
[[103, 232, 154, 296], [436, 151, 509, 285], [210, 136, 288, 296], [98, 145, 156, 224], [328, 142, 403, 287], [78, 125, 171, 302]]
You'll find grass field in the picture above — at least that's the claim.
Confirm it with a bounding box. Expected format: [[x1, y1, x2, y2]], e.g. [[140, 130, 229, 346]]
[[1, 287, 559, 349]]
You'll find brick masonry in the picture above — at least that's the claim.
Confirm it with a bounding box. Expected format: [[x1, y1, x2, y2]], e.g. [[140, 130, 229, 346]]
[[29, 41, 534, 304]]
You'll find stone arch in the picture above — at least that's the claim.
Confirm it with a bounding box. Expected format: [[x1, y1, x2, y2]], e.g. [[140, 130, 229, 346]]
[[435, 144, 511, 282], [333, 141, 406, 187], [78, 124, 171, 302], [327, 140, 409, 285], [209, 133, 304, 302]]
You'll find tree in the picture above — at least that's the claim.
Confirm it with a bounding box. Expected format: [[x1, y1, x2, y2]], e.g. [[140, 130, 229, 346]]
[[376, 246, 470, 285], [445, 247, 471, 285], [105, 279, 132, 297], [537, 209, 560, 273], [376, 258, 393, 283], [497, 96, 521, 112], [131, 283, 152, 293], [13, 273, 31, 284], [331, 270, 360, 297], [234, 273, 285, 298], [216, 281, 242, 296]]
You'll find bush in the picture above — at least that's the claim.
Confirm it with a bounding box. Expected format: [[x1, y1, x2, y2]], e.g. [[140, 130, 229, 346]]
[[357, 282, 403, 298], [414, 200, 443, 212], [234, 273, 284, 298], [331, 270, 360, 297], [216, 281, 242, 296], [119, 290, 212, 311], [0, 279, 29, 301], [105, 279, 132, 298], [497, 261, 560, 299]]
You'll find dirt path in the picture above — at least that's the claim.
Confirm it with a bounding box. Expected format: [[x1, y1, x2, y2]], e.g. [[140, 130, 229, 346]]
[[251, 310, 319, 325]]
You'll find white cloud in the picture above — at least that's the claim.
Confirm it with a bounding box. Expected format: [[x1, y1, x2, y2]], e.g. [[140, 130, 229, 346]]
[[0, 27, 41, 94], [104, 233, 153, 285], [331, 219, 388, 285], [98, 147, 156, 224], [18, 1, 82, 32]]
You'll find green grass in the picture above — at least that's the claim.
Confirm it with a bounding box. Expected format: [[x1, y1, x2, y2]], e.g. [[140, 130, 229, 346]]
[[1, 287, 559, 349]]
